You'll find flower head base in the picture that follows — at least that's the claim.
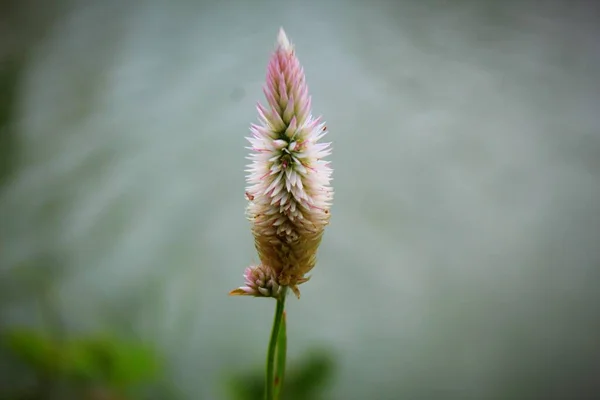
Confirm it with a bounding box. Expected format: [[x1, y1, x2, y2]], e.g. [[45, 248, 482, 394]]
[[230, 28, 333, 299], [229, 265, 282, 298], [229, 265, 310, 299]]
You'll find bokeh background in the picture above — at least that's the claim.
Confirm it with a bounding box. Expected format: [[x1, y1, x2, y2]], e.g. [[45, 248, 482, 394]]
[[1, 0, 600, 399]]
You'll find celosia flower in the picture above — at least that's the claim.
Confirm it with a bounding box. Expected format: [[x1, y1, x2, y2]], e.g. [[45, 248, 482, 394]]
[[230, 28, 333, 299]]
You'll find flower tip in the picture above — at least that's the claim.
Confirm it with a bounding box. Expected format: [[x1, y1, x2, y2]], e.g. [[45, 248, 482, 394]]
[[277, 27, 293, 53], [290, 285, 301, 299], [229, 288, 249, 296]]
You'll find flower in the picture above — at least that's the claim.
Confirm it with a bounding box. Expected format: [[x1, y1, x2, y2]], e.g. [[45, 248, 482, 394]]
[[230, 28, 333, 299]]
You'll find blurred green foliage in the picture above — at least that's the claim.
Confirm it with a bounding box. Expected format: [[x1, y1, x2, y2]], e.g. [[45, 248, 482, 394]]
[[1, 326, 336, 400], [227, 348, 336, 400], [1, 328, 159, 400]]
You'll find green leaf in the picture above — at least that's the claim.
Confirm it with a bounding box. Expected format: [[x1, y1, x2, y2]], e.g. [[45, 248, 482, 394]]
[[2, 328, 62, 374], [109, 340, 159, 386], [284, 350, 336, 400], [61, 337, 112, 382], [225, 370, 264, 400], [62, 336, 159, 386], [226, 347, 336, 400]]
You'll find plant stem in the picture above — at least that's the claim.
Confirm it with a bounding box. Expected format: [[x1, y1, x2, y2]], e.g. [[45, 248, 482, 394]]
[[265, 288, 287, 400], [274, 309, 287, 400]]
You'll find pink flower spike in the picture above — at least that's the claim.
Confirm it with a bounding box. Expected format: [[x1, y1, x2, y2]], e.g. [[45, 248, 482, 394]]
[[230, 28, 333, 300]]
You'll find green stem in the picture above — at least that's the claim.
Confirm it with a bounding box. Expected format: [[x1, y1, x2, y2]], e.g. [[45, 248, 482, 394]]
[[265, 288, 287, 400], [274, 309, 287, 400]]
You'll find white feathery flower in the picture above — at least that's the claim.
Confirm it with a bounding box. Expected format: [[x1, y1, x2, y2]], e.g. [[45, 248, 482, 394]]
[[230, 28, 333, 299]]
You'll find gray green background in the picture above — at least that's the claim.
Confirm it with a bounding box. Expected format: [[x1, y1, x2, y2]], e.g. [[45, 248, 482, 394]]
[[1, 0, 599, 398]]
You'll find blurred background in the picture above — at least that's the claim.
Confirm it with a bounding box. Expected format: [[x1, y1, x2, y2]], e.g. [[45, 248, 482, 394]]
[[1, 0, 600, 399]]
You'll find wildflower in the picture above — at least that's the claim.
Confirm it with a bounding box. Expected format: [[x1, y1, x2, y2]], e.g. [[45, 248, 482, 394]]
[[230, 28, 333, 299]]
